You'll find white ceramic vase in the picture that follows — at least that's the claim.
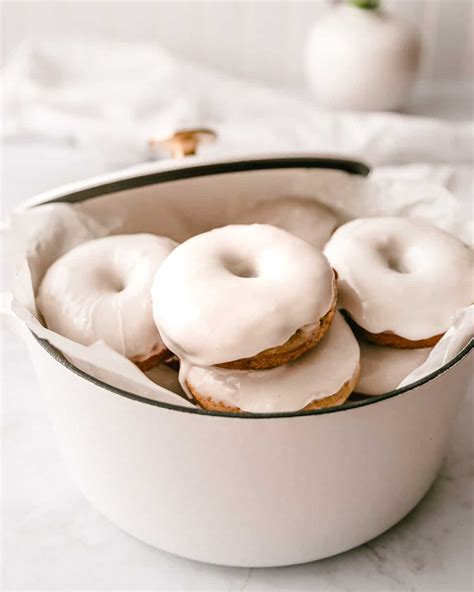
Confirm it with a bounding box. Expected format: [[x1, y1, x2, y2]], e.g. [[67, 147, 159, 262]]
[[304, 1, 421, 111]]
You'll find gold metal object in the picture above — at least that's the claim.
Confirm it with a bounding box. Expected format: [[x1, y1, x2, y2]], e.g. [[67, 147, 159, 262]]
[[149, 128, 217, 159]]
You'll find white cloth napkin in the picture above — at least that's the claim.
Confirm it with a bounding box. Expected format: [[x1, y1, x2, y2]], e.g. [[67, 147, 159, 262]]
[[2, 40, 473, 240], [3, 39, 474, 173]]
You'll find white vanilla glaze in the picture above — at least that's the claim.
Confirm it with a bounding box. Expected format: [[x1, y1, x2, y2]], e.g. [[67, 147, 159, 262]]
[[37, 234, 177, 361], [180, 312, 360, 413], [233, 197, 338, 248], [152, 224, 335, 366], [324, 217, 474, 340], [356, 340, 431, 396]]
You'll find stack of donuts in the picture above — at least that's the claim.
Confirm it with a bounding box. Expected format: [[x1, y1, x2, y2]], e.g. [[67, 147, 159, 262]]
[[152, 224, 360, 413], [37, 214, 473, 414]]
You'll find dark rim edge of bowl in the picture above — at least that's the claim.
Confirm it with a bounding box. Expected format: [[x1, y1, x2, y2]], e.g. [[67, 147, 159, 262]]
[[29, 155, 473, 419], [35, 156, 371, 206], [33, 332, 474, 419]]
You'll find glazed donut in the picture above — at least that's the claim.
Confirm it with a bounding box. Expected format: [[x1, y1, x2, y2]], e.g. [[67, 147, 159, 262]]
[[152, 224, 337, 369], [234, 197, 338, 248], [355, 340, 431, 396], [324, 217, 473, 348], [181, 312, 360, 413], [37, 234, 177, 368]]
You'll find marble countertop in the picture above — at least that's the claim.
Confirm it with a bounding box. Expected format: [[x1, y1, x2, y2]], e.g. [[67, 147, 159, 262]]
[[2, 87, 473, 590]]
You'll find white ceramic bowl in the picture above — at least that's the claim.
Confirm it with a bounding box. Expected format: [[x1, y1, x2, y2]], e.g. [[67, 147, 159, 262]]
[[9, 156, 474, 567]]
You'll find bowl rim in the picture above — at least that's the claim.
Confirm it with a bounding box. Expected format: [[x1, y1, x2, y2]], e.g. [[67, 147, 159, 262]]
[[35, 333, 473, 419], [33, 154, 371, 206], [31, 155, 473, 419]]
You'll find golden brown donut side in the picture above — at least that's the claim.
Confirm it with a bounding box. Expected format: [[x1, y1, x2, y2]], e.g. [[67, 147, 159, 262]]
[[345, 314, 443, 349], [186, 365, 359, 414], [302, 369, 359, 410], [133, 349, 171, 371], [218, 274, 338, 371]]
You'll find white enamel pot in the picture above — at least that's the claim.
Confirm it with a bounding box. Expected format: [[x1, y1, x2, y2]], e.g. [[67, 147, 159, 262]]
[[7, 156, 474, 567]]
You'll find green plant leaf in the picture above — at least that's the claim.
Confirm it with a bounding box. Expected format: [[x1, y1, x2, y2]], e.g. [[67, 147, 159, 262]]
[[348, 0, 380, 9]]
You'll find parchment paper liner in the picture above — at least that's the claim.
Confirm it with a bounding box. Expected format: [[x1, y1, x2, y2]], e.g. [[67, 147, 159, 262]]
[[5, 163, 473, 408]]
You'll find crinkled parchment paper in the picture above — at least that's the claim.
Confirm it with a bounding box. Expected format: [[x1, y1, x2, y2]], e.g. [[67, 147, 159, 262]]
[[4, 162, 473, 406]]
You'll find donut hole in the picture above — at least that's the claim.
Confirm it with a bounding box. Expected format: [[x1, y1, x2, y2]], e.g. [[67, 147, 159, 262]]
[[377, 243, 410, 274], [99, 270, 126, 292], [222, 255, 258, 279], [112, 279, 126, 292]]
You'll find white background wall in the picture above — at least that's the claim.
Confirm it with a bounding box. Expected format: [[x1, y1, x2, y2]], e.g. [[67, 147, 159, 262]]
[[1, 0, 473, 88]]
